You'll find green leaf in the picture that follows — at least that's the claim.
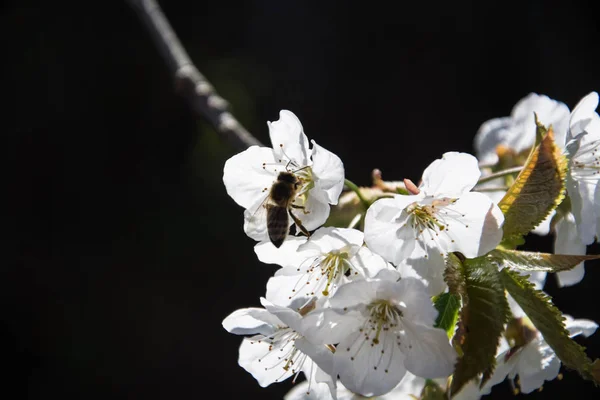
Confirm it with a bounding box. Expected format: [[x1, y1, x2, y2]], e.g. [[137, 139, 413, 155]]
[[490, 249, 600, 273], [534, 112, 548, 145], [500, 268, 599, 383], [449, 256, 510, 397], [433, 292, 461, 339], [444, 252, 466, 298], [497, 125, 568, 246]]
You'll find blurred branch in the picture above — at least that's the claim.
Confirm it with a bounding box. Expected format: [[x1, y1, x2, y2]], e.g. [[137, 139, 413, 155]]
[[476, 166, 523, 185], [127, 0, 263, 151]]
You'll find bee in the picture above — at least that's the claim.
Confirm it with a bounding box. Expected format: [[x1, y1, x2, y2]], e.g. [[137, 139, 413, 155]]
[[265, 170, 311, 247], [247, 167, 311, 248]]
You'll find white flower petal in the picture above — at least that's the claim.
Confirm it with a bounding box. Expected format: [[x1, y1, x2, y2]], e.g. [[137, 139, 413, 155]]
[[566, 92, 600, 244], [475, 93, 570, 164], [404, 244, 447, 296], [568, 177, 598, 245], [284, 381, 314, 400], [564, 315, 598, 338], [387, 372, 427, 399], [223, 146, 277, 209], [526, 271, 547, 291], [597, 183, 600, 240], [310, 140, 345, 205], [372, 268, 403, 282], [327, 279, 379, 309], [474, 116, 514, 165], [433, 192, 504, 258], [237, 335, 294, 387], [268, 110, 311, 166], [394, 277, 438, 327], [515, 341, 561, 394], [254, 236, 316, 269], [531, 210, 554, 236], [222, 307, 282, 336], [568, 91, 599, 143], [420, 152, 481, 197], [481, 347, 518, 394], [507, 294, 526, 318], [453, 380, 484, 400], [350, 246, 395, 279], [334, 328, 407, 397], [243, 195, 275, 242], [266, 273, 339, 306], [299, 192, 331, 232], [364, 196, 418, 265], [299, 227, 364, 254], [300, 308, 364, 345], [294, 337, 336, 382], [510, 93, 570, 152], [260, 298, 305, 332], [400, 320, 456, 378], [554, 212, 587, 287]]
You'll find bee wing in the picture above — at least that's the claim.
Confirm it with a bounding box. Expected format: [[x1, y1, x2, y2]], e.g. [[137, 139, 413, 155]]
[[243, 194, 272, 242]]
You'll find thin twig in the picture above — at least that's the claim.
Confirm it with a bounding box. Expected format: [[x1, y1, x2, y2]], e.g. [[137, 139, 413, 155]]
[[476, 166, 523, 185], [473, 186, 510, 193], [127, 0, 263, 151]]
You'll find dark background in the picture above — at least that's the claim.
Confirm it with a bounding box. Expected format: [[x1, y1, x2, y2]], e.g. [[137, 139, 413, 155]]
[[3, 0, 600, 398]]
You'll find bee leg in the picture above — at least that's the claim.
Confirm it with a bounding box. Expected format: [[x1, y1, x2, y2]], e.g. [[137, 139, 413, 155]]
[[290, 204, 310, 215], [288, 209, 311, 237]]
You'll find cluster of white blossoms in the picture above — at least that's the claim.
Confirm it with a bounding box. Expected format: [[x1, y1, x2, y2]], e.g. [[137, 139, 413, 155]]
[[221, 96, 600, 399]]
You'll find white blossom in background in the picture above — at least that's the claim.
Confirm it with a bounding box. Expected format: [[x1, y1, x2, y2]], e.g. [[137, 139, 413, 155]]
[[364, 152, 504, 294], [221, 297, 334, 395], [285, 372, 482, 400], [254, 227, 394, 305], [484, 298, 598, 394], [474, 93, 570, 165], [519, 212, 587, 290], [296, 277, 456, 397], [223, 110, 344, 243], [553, 212, 587, 286], [474, 93, 570, 235], [565, 91, 600, 245]]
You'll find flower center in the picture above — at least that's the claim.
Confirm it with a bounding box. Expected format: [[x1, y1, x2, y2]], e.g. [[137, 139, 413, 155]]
[[289, 248, 356, 299], [293, 166, 315, 203], [366, 300, 402, 345], [254, 327, 308, 379], [405, 198, 460, 244]]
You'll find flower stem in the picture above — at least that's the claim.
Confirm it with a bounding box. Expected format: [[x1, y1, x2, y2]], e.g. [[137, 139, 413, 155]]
[[476, 166, 523, 185], [344, 179, 370, 210]]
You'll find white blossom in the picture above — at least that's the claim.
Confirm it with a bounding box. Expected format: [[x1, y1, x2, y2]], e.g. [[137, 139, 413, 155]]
[[223, 110, 344, 244], [364, 152, 504, 294], [473, 93, 570, 236], [553, 211, 587, 287], [565, 91, 600, 245], [474, 93, 570, 166], [254, 227, 394, 305], [485, 299, 598, 394], [296, 277, 456, 397], [285, 371, 484, 400], [222, 298, 334, 394]]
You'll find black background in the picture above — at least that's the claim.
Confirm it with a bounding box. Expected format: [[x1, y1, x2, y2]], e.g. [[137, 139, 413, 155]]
[[3, 0, 600, 398]]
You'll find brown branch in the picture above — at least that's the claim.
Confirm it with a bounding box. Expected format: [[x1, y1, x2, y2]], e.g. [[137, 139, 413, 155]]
[[127, 0, 263, 151]]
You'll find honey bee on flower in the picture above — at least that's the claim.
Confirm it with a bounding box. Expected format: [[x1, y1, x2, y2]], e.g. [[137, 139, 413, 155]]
[[223, 110, 345, 247]]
